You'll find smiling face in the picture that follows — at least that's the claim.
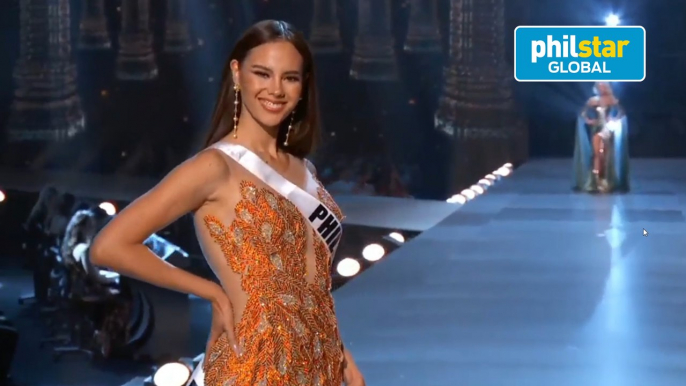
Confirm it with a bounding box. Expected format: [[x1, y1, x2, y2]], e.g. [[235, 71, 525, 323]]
[[231, 41, 304, 130]]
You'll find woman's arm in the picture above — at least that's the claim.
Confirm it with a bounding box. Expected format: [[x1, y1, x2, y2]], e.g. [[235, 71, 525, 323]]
[[343, 346, 355, 368], [90, 149, 229, 302], [581, 97, 598, 125], [342, 345, 365, 385]]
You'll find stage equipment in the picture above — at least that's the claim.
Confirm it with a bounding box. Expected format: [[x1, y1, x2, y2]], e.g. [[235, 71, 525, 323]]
[[151, 361, 191, 386]]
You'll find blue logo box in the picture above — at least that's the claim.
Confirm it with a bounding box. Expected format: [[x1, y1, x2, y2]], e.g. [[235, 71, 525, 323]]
[[514, 26, 646, 82]]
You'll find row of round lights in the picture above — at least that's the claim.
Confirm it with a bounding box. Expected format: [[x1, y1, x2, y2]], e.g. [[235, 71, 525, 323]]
[[335, 232, 405, 277], [445, 163, 513, 205], [0, 189, 115, 214]]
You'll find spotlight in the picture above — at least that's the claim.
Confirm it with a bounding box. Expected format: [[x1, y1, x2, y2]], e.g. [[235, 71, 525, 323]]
[[485, 174, 497, 181], [494, 167, 511, 177], [99, 201, 117, 215], [446, 194, 466, 204], [605, 13, 620, 26], [461, 189, 476, 200], [0, 190, 5, 203], [388, 232, 405, 243], [152, 362, 191, 386], [478, 178, 492, 187], [376, 234, 404, 255], [336, 258, 361, 277], [362, 243, 385, 262], [470, 185, 484, 195]]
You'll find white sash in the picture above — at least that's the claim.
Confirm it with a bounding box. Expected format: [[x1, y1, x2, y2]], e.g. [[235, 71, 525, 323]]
[[212, 143, 343, 255]]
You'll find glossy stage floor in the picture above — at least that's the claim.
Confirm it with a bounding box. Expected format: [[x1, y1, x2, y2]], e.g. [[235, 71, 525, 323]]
[[332, 158, 686, 386]]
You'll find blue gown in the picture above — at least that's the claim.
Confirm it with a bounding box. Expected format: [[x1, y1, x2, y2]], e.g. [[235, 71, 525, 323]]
[[572, 104, 630, 193]]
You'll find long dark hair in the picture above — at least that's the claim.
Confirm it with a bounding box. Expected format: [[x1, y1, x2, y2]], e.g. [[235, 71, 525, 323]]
[[204, 20, 320, 159]]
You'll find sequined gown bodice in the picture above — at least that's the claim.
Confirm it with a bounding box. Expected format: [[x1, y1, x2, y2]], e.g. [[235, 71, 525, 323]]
[[202, 170, 346, 386], [585, 102, 620, 133]]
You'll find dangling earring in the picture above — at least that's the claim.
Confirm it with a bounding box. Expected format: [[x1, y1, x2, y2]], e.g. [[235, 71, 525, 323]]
[[232, 84, 239, 138], [284, 110, 295, 146]]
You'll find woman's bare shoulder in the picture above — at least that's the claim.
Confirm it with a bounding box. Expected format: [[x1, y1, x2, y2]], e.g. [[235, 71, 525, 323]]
[[190, 147, 232, 178], [153, 148, 231, 203]]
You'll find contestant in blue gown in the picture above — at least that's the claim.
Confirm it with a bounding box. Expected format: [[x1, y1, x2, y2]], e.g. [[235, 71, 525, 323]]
[[572, 82, 630, 193]]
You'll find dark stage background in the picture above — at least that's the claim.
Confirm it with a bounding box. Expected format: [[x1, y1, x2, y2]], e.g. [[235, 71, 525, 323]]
[[0, 1, 685, 385], [0, 0, 683, 201]]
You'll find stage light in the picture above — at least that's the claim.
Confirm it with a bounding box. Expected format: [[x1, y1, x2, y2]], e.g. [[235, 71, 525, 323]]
[[461, 189, 476, 200], [363, 235, 404, 263], [0, 190, 5, 203], [152, 362, 191, 386], [470, 185, 485, 195], [446, 162, 516, 206], [494, 167, 511, 177], [388, 232, 405, 243], [337, 258, 361, 277], [380, 234, 403, 249], [362, 243, 385, 262], [99, 201, 117, 215], [605, 13, 620, 26], [446, 194, 466, 204]]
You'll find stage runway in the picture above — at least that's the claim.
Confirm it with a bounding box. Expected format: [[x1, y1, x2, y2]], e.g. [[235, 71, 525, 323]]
[[333, 159, 686, 386], [0, 168, 458, 231]]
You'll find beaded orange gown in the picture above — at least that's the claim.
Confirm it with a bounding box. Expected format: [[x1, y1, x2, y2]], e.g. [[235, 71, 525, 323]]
[[201, 167, 346, 386]]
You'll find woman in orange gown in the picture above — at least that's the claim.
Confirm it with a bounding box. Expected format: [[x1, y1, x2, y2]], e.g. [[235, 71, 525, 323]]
[[91, 20, 365, 386]]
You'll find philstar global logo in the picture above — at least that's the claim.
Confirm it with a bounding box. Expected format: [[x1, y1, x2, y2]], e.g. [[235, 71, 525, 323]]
[[514, 26, 646, 82]]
